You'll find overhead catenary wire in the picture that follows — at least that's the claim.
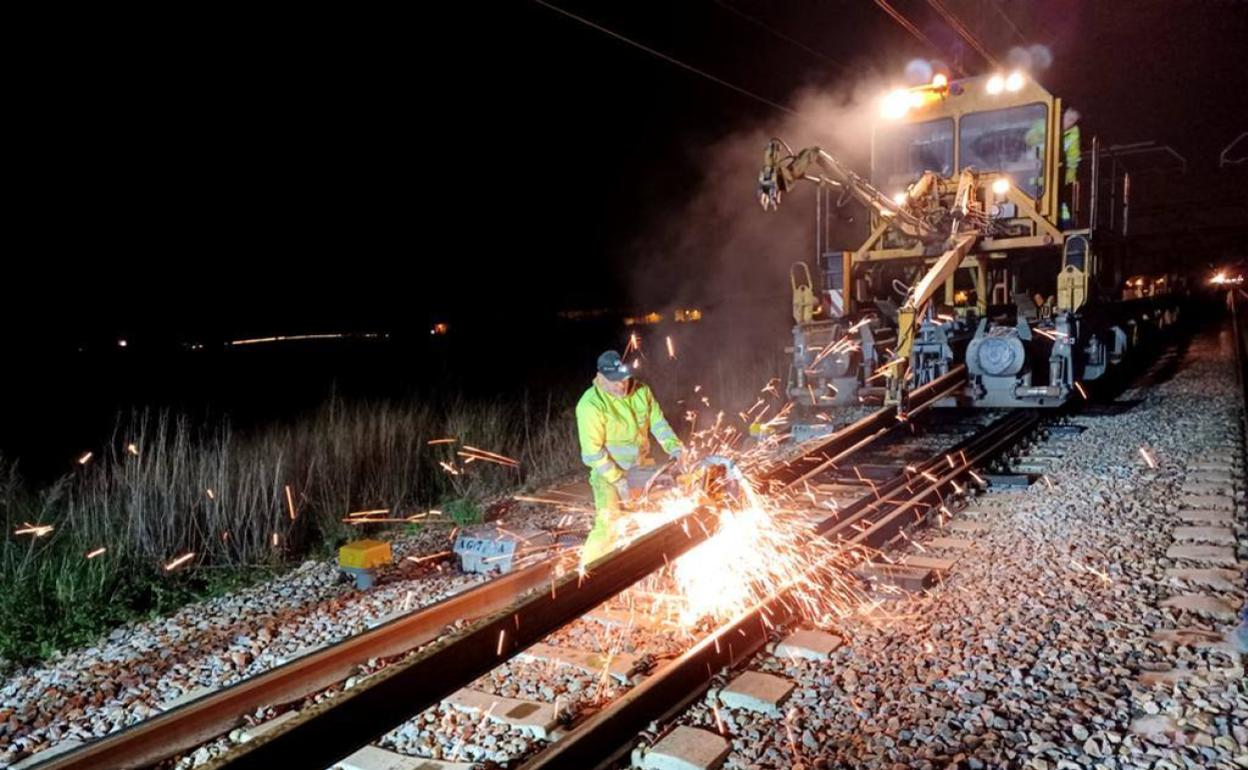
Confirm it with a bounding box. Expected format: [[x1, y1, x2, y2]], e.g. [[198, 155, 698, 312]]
[[532, 0, 798, 116], [987, 0, 1029, 46], [925, 0, 1003, 69], [712, 0, 853, 73], [870, 0, 966, 76]]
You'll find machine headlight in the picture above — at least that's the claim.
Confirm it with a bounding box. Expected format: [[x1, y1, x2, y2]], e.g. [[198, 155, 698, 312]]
[[986, 75, 1005, 95], [881, 89, 911, 119]]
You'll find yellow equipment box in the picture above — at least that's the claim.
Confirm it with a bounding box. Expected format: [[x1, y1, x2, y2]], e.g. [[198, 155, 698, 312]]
[[338, 539, 392, 570]]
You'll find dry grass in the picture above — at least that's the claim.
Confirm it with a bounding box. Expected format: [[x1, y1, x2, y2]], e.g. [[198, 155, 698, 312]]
[[0, 340, 782, 666], [0, 391, 579, 666]]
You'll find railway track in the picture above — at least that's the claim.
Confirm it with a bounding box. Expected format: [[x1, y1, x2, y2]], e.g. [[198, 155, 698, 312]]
[[32, 367, 986, 770], [35, 338, 1189, 770]]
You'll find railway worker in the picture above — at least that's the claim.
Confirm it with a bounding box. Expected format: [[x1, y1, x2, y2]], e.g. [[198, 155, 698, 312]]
[[1060, 108, 1082, 227], [576, 350, 684, 565], [1024, 108, 1081, 227]]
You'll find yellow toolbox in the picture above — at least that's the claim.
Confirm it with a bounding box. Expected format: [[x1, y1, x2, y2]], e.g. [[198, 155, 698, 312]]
[[338, 539, 392, 571]]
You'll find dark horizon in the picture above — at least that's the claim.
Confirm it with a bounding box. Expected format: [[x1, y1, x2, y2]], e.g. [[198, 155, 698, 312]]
[[7, 1, 1245, 351]]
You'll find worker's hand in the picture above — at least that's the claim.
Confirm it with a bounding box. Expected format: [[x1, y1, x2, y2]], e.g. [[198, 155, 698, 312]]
[[613, 477, 630, 500]]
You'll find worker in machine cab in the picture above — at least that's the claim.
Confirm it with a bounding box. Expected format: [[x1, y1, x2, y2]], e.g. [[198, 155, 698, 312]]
[[1024, 108, 1081, 227], [1060, 108, 1081, 227], [576, 350, 683, 565]]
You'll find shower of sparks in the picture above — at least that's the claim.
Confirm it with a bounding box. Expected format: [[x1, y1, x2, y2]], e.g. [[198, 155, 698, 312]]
[[406, 550, 452, 565], [606, 472, 867, 628], [624, 332, 641, 357], [164, 552, 195, 572], [347, 508, 391, 518], [458, 446, 521, 467], [14, 523, 54, 538]]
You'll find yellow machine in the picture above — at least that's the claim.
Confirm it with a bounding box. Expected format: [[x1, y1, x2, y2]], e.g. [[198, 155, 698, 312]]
[[760, 71, 1148, 410]]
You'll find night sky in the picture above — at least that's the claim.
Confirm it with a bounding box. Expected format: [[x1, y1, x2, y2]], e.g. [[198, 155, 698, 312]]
[[7, 1, 1247, 350]]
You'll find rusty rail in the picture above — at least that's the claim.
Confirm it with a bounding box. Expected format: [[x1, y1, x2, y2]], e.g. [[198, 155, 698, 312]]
[[37, 366, 971, 770], [205, 506, 724, 770], [760, 364, 967, 489], [36, 560, 556, 770], [520, 409, 1038, 769]]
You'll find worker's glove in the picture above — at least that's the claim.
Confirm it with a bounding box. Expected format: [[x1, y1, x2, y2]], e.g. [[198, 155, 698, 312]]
[[613, 477, 630, 500]]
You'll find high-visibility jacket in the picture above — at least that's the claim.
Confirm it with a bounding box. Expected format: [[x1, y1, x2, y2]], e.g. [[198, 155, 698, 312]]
[[1063, 125, 1081, 185], [576, 380, 681, 484]]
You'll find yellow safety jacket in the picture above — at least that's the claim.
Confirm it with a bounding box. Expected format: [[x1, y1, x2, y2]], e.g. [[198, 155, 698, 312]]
[[576, 380, 681, 483], [1063, 125, 1081, 185]]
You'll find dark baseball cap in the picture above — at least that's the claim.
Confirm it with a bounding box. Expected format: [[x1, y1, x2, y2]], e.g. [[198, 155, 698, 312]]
[[596, 350, 632, 382]]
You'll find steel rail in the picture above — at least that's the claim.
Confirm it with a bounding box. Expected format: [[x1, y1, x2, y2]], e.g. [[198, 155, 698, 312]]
[[206, 506, 725, 770], [36, 559, 557, 770], [760, 364, 967, 489], [520, 410, 1038, 769], [37, 366, 970, 770]]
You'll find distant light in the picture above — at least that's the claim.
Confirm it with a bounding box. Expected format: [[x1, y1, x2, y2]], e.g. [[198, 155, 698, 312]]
[[623, 312, 663, 327], [986, 75, 1005, 95], [991, 178, 1011, 195], [881, 89, 911, 119], [228, 332, 378, 347], [932, 73, 948, 89], [430, 323, 450, 336], [1005, 71, 1025, 92], [117, 339, 128, 348], [892, 192, 908, 206]]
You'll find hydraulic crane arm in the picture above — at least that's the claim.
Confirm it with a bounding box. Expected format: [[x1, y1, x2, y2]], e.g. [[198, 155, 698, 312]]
[[759, 139, 986, 402], [758, 139, 940, 242]]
